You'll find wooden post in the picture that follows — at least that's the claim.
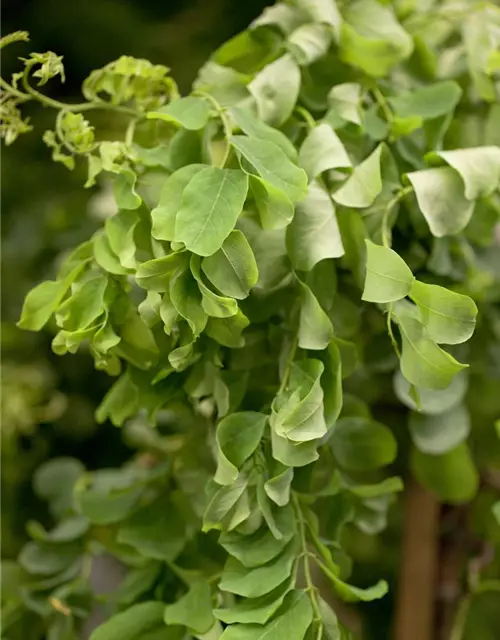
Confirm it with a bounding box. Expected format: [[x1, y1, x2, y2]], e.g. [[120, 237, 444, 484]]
[[394, 478, 440, 640]]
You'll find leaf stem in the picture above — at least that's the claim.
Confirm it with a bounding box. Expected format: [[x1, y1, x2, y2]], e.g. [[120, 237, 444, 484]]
[[381, 185, 413, 248], [386, 303, 401, 359], [371, 84, 393, 123], [193, 90, 232, 168], [293, 494, 323, 627], [295, 105, 316, 130]]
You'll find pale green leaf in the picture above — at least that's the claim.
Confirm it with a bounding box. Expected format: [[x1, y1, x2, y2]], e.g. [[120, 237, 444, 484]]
[[393, 370, 467, 415], [56, 273, 108, 331], [339, 0, 413, 77], [202, 230, 259, 300], [330, 417, 396, 470], [136, 252, 187, 292], [294, 0, 342, 39], [321, 340, 343, 428], [411, 442, 479, 504], [327, 574, 388, 603], [164, 581, 214, 634], [114, 168, 142, 210], [362, 240, 414, 303], [251, 176, 295, 230], [106, 209, 140, 269], [298, 282, 334, 350], [299, 124, 351, 181], [174, 167, 249, 256], [151, 164, 205, 241], [327, 83, 362, 125], [272, 359, 327, 442], [219, 590, 313, 640], [214, 577, 293, 625], [409, 404, 470, 454], [430, 147, 500, 200], [394, 305, 468, 390], [219, 506, 295, 568], [93, 232, 130, 275], [265, 466, 293, 507], [248, 54, 300, 126], [230, 106, 298, 160], [215, 412, 267, 485], [170, 266, 207, 336], [332, 144, 383, 208], [18, 264, 84, 331], [203, 476, 248, 532], [89, 602, 166, 640], [220, 542, 298, 598], [409, 280, 477, 345], [147, 96, 211, 130], [389, 81, 462, 120], [271, 429, 319, 467], [231, 135, 308, 203], [318, 598, 341, 639], [206, 310, 250, 348], [288, 23, 332, 66], [406, 167, 475, 237], [191, 255, 239, 319]]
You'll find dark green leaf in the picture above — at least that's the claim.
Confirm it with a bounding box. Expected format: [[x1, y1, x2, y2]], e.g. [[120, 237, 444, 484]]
[[330, 417, 397, 470]]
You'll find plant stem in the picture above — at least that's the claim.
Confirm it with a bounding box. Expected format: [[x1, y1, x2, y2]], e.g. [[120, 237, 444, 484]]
[[381, 185, 413, 248], [295, 105, 316, 130], [371, 84, 393, 123], [194, 90, 232, 168], [386, 303, 401, 359], [293, 494, 323, 626]]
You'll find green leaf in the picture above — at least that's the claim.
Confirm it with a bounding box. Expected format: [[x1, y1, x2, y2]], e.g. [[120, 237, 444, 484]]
[[394, 305, 468, 390], [94, 232, 130, 275], [191, 255, 239, 319], [219, 590, 313, 640], [321, 340, 343, 429], [288, 23, 332, 66], [393, 370, 468, 415], [206, 310, 250, 348], [174, 167, 249, 256], [409, 280, 478, 345], [202, 230, 259, 300], [406, 167, 475, 237], [271, 430, 319, 467], [27, 516, 89, 543], [327, 83, 362, 125], [251, 176, 295, 230], [329, 417, 397, 470], [203, 475, 248, 532], [220, 541, 298, 597], [170, 265, 207, 336], [33, 457, 84, 517], [74, 469, 143, 525], [19, 541, 79, 576], [231, 135, 308, 203], [115, 311, 159, 370], [248, 54, 301, 126], [147, 96, 211, 130], [164, 581, 214, 634], [265, 466, 293, 507], [339, 0, 413, 77], [215, 412, 267, 485], [114, 168, 142, 210], [56, 273, 108, 331], [332, 144, 384, 208], [214, 577, 293, 625], [294, 0, 342, 39], [429, 147, 500, 200], [327, 574, 388, 603], [219, 506, 295, 568], [117, 495, 185, 561], [272, 359, 327, 442], [230, 106, 298, 160], [318, 598, 341, 639], [151, 164, 205, 241], [492, 502, 500, 526], [298, 282, 334, 350], [106, 209, 140, 269], [298, 124, 351, 180], [116, 563, 162, 606], [89, 601, 166, 640], [136, 253, 186, 292], [287, 178, 345, 272], [411, 442, 479, 504], [409, 404, 470, 455], [389, 81, 462, 120], [362, 240, 414, 303], [18, 264, 85, 331]]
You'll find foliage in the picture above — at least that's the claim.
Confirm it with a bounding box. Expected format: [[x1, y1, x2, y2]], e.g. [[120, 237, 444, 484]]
[[2, 1, 500, 638]]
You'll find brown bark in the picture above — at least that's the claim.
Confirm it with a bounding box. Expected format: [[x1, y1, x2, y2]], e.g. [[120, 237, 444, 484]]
[[393, 479, 440, 640]]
